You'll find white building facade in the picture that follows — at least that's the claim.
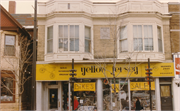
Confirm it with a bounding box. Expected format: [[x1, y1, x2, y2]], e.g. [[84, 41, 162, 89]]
[[36, 0, 174, 111]]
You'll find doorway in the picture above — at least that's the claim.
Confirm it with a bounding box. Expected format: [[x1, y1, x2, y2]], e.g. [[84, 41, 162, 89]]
[[160, 84, 173, 110], [49, 89, 58, 110]]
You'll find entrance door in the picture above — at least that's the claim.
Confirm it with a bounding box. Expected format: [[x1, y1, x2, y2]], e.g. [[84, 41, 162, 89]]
[[49, 89, 58, 111], [160, 84, 173, 110]]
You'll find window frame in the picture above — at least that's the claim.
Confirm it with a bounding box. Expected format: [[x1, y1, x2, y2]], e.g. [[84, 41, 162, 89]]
[[119, 25, 128, 52], [1, 72, 15, 103], [4, 34, 16, 56], [58, 24, 80, 52], [85, 26, 91, 53], [133, 24, 154, 52], [157, 26, 163, 52], [47, 26, 53, 53]]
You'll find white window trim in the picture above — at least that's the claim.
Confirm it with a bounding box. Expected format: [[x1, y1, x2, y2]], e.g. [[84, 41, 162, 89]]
[[119, 25, 128, 52], [157, 24, 164, 53], [132, 24, 155, 52], [84, 24, 94, 56], [57, 24, 80, 53], [2, 31, 18, 57]]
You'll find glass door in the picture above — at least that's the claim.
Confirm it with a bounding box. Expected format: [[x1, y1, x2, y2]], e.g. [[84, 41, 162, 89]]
[[49, 89, 58, 110], [160, 84, 173, 110]]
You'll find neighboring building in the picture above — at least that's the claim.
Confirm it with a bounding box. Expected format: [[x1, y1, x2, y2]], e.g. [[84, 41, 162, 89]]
[[0, 4, 30, 111], [8, 1, 34, 110], [36, 0, 173, 111], [168, 2, 180, 111]]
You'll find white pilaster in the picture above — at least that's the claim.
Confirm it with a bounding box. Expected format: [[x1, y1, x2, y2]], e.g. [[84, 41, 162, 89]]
[[36, 81, 42, 111], [68, 81, 71, 111], [58, 82, 63, 110], [128, 79, 131, 111], [173, 79, 180, 111], [97, 79, 103, 111], [155, 78, 161, 111]]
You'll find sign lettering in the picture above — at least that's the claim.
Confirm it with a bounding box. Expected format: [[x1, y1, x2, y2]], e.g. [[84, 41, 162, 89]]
[[74, 83, 96, 91], [130, 82, 155, 91]]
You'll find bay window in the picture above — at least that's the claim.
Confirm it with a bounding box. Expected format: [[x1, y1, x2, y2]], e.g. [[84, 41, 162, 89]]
[[59, 25, 79, 51], [85, 26, 91, 52], [133, 25, 153, 51], [4, 35, 15, 56], [47, 26, 53, 53], [119, 26, 128, 52]]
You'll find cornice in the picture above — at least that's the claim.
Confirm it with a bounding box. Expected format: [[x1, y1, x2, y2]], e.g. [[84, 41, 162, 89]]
[[37, 11, 171, 21]]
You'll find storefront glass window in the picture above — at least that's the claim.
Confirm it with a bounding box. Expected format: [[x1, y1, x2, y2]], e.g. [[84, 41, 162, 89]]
[[130, 78, 156, 110], [1, 76, 15, 102], [103, 79, 129, 110]]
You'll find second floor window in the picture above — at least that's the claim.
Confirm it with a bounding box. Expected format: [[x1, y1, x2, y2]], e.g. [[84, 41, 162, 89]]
[[4, 35, 15, 56], [47, 26, 53, 53], [133, 25, 153, 51], [85, 26, 91, 52], [59, 25, 79, 51], [157, 26, 163, 52], [120, 26, 128, 52]]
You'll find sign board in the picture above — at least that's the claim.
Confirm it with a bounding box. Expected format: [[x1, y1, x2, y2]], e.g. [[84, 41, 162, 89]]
[[130, 82, 155, 91], [36, 63, 174, 81], [175, 58, 180, 75], [5, 35, 15, 45], [74, 83, 95, 91]]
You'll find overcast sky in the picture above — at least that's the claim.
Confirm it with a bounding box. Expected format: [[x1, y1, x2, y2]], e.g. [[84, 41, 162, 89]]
[[0, 0, 180, 14]]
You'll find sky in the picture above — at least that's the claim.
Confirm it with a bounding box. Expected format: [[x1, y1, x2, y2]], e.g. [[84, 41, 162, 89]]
[[0, 0, 180, 14]]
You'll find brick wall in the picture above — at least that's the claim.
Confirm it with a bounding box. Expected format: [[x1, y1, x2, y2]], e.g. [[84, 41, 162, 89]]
[[169, 3, 180, 53], [37, 25, 45, 61], [94, 25, 117, 58], [163, 25, 172, 60]]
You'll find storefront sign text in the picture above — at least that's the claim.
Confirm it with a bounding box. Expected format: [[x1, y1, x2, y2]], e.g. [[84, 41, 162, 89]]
[[130, 82, 155, 91], [74, 83, 96, 91]]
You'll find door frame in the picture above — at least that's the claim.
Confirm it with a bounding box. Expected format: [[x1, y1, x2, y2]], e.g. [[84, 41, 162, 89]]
[[44, 82, 62, 110], [160, 84, 173, 110]]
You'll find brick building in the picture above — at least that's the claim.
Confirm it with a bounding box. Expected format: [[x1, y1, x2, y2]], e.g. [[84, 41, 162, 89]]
[[0, 4, 31, 111], [36, 0, 174, 110], [169, 2, 180, 111], [8, 1, 34, 110]]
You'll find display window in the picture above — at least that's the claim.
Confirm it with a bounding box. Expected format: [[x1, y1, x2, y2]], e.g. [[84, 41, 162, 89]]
[[62, 79, 96, 110], [1, 73, 15, 103], [103, 79, 129, 110], [130, 78, 156, 110]]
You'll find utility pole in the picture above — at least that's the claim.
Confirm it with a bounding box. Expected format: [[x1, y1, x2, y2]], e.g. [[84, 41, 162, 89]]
[[145, 58, 153, 111], [70, 59, 77, 110], [32, 0, 37, 110]]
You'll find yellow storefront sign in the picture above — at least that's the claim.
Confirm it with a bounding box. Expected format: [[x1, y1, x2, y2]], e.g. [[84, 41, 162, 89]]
[[36, 63, 174, 81], [130, 82, 155, 91], [74, 83, 96, 91]]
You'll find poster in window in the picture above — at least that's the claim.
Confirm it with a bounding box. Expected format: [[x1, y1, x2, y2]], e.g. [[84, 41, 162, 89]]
[[5, 35, 15, 45]]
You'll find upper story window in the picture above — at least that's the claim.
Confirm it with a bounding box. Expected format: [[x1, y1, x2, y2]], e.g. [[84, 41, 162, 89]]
[[119, 26, 128, 52], [47, 26, 53, 53], [85, 26, 91, 53], [133, 25, 153, 51], [4, 35, 15, 56], [157, 26, 163, 52], [59, 25, 79, 51]]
